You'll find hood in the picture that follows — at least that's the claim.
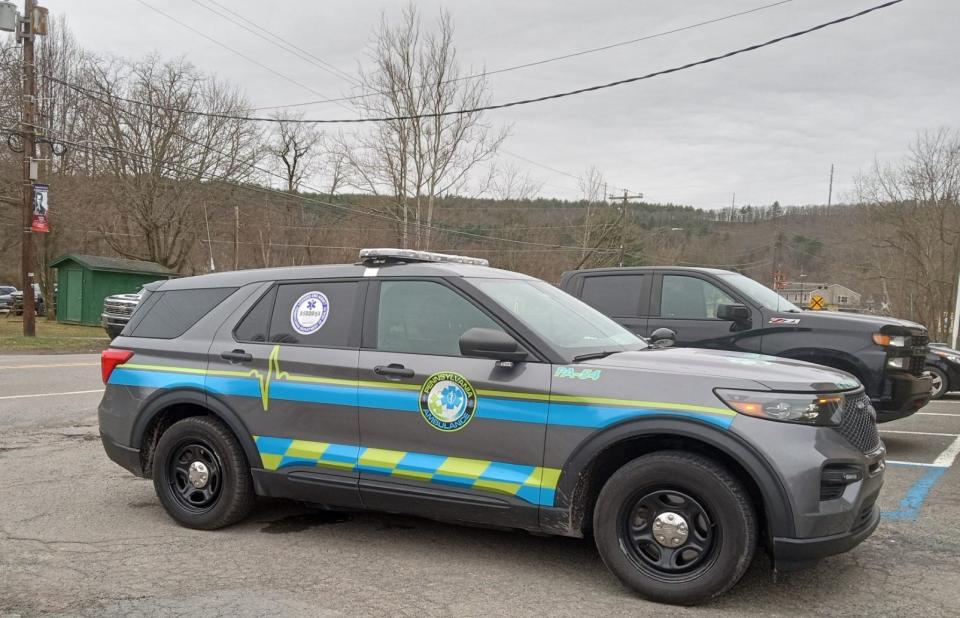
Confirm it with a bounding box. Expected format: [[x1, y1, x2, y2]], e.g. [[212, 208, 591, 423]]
[[584, 348, 861, 393], [769, 310, 926, 335]]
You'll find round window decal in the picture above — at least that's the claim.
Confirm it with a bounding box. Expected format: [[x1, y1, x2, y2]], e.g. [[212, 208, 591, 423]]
[[419, 372, 478, 432], [290, 291, 330, 335]]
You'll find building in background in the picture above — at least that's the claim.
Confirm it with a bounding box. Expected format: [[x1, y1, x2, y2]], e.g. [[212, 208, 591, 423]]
[[780, 282, 862, 311]]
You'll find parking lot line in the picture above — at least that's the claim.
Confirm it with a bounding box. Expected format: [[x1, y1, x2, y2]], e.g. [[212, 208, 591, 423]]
[[879, 429, 959, 437], [917, 412, 960, 417], [933, 436, 960, 468], [882, 467, 947, 521], [0, 389, 104, 400]]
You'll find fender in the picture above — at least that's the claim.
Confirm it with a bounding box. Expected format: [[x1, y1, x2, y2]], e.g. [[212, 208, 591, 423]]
[[129, 387, 261, 471], [547, 417, 795, 538]]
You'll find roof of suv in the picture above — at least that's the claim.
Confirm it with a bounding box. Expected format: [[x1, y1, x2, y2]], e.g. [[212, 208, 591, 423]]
[[152, 261, 536, 291], [566, 265, 736, 276]]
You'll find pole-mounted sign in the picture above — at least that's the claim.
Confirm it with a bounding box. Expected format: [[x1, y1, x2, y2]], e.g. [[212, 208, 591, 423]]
[[31, 182, 48, 232]]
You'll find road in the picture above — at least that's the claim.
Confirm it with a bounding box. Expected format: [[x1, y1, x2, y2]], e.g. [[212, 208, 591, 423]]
[[1, 354, 959, 617]]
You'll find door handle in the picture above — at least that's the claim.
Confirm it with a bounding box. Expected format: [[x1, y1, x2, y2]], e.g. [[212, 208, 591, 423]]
[[221, 349, 253, 363], [374, 364, 415, 379]]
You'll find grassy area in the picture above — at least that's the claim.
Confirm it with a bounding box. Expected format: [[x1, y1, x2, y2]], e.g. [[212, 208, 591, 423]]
[[0, 316, 109, 354]]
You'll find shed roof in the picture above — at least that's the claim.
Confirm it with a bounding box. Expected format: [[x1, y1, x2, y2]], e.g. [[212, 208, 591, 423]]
[[49, 253, 176, 276]]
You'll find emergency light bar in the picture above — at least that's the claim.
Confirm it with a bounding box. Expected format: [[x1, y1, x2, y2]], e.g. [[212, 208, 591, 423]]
[[359, 248, 489, 267]]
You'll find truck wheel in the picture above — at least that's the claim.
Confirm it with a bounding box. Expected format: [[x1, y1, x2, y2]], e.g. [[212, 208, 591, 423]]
[[593, 451, 757, 605], [928, 366, 948, 400], [152, 416, 255, 530]]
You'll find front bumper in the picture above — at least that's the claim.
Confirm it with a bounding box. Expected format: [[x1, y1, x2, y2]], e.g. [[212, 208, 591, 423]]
[[873, 371, 931, 422], [773, 502, 881, 571]]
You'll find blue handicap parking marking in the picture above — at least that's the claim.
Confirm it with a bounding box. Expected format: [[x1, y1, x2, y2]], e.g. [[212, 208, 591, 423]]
[[881, 464, 947, 521]]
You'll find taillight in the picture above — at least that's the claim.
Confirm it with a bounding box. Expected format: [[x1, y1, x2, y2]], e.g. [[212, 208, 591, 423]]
[[101, 348, 134, 384]]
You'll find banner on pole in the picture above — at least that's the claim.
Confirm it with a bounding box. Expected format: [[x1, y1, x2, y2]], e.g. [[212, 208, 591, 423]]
[[31, 183, 49, 233]]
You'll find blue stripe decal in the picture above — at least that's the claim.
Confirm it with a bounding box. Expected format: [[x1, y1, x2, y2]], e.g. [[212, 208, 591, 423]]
[[255, 436, 293, 455], [547, 403, 734, 429], [113, 368, 731, 430], [109, 368, 206, 390]]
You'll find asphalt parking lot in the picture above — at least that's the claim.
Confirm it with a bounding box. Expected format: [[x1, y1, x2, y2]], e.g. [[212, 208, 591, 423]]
[[1, 354, 959, 617]]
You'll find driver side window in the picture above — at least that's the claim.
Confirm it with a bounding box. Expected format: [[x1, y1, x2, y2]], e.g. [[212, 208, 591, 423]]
[[376, 280, 503, 356], [660, 275, 736, 319]]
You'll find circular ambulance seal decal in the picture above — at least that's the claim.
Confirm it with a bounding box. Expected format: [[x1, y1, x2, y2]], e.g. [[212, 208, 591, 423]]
[[419, 372, 478, 432], [290, 291, 330, 335]]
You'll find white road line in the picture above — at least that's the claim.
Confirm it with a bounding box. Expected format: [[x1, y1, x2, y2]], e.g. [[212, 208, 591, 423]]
[[879, 429, 960, 437], [933, 436, 960, 468], [0, 389, 104, 400], [917, 412, 960, 417], [0, 362, 99, 370]]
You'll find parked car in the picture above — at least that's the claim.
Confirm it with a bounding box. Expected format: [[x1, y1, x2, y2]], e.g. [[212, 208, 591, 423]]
[[12, 283, 45, 316], [925, 343, 960, 399], [102, 292, 143, 339], [99, 249, 883, 605], [0, 285, 16, 314], [560, 266, 931, 423]]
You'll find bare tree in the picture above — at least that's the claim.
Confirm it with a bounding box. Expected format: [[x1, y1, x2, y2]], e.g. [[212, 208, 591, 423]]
[[338, 4, 506, 248], [84, 55, 261, 270], [854, 129, 960, 336], [490, 163, 543, 201], [268, 111, 322, 192]]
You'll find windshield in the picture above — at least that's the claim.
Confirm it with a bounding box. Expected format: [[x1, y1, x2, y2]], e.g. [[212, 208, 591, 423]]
[[717, 272, 801, 313], [469, 278, 646, 359]]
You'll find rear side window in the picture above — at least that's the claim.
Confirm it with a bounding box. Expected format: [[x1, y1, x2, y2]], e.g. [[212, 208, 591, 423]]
[[130, 288, 235, 339], [234, 287, 277, 343], [580, 275, 645, 316], [266, 281, 359, 347]]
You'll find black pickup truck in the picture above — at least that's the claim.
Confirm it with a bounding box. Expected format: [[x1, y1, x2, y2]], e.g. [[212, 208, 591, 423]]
[[560, 266, 931, 422]]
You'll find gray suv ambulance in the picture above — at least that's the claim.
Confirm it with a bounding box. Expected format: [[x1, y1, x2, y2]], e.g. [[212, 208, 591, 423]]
[[99, 249, 884, 605]]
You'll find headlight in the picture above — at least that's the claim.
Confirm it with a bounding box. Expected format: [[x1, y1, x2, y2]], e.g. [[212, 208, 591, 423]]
[[715, 389, 844, 426], [873, 333, 907, 347], [936, 351, 960, 364]]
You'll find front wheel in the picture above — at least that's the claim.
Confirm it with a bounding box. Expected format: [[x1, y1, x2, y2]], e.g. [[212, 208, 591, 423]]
[[152, 416, 255, 530], [928, 366, 948, 400], [593, 451, 757, 605]]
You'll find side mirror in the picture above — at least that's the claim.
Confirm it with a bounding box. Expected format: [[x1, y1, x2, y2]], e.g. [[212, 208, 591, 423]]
[[717, 303, 751, 323], [649, 327, 676, 348], [459, 328, 528, 363]]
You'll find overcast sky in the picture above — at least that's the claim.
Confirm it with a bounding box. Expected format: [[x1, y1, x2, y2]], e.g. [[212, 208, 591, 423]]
[[37, 0, 960, 208]]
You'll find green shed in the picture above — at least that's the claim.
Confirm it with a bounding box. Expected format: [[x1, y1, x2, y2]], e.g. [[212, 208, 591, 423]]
[[50, 254, 177, 326]]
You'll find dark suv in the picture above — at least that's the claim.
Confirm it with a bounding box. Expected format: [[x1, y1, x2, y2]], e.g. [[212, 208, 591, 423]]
[[99, 250, 884, 605], [560, 266, 931, 422]]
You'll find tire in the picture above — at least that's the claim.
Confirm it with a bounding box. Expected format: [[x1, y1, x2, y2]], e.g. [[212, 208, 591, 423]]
[[152, 416, 255, 530], [593, 451, 757, 605], [928, 366, 949, 400]]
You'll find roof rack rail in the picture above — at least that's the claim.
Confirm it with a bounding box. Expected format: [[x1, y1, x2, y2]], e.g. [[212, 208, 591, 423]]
[[359, 248, 489, 267]]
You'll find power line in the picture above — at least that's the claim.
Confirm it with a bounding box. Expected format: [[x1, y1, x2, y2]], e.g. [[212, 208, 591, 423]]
[[246, 0, 797, 111], [188, 0, 360, 105], [133, 0, 347, 109], [54, 0, 903, 124]]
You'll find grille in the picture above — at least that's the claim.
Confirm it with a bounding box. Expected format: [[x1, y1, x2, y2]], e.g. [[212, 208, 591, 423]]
[[104, 300, 136, 316], [909, 334, 930, 376], [836, 392, 881, 454]]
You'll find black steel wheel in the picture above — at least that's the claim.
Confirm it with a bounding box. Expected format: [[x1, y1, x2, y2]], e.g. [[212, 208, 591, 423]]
[[167, 441, 222, 513], [593, 451, 756, 605], [620, 489, 718, 580], [152, 416, 255, 530]]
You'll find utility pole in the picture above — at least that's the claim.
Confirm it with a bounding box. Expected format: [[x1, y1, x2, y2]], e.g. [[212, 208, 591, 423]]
[[19, 0, 36, 337], [827, 163, 834, 207], [729, 192, 736, 222], [609, 189, 643, 267]]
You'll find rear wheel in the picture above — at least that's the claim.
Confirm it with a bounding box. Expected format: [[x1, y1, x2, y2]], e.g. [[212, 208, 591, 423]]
[[593, 451, 757, 605], [928, 366, 948, 400], [152, 416, 255, 529]]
